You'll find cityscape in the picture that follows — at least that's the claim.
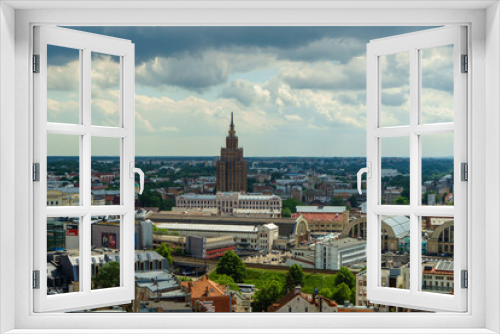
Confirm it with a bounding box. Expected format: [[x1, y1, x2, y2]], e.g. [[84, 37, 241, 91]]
[[45, 26, 455, 313], [46, 113, 455, 313]]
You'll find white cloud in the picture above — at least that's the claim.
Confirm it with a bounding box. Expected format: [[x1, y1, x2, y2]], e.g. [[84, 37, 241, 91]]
[[284, 114, 303, 121], [160, 126, 180, 132]]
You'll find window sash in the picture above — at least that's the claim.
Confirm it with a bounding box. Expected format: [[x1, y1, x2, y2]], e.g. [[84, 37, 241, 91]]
[[33, 25, 136, 313], [366, 26, 467, 312]]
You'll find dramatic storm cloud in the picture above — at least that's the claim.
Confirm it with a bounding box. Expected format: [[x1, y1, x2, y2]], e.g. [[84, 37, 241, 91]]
[[48, 26, 454, 157]]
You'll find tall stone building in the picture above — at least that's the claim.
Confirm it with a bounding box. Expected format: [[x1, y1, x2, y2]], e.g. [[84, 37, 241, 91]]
[[216, 113, 247, 193]]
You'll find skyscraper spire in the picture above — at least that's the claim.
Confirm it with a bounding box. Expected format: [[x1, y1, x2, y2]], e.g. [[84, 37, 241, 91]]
[[230, 112, 234, 127]]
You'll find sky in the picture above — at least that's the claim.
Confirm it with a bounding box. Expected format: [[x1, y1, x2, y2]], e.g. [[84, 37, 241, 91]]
[[46, 26, 455, 157]]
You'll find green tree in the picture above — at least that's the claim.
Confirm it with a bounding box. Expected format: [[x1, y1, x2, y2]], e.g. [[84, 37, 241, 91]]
[[394, 196, 410, 205], [282, 198, 303, 214], [331, 196, 344, 206], [92, 261, 120, 289], [215, 250, 246, 283], [318, 287, 332, 299], [213, 274, 240, 292], [282, 207, 292, 218], [253, 279, 283, 312], [331, 282, 351, 304], [348, 195, 358, 208], [285, 264, 304, 291], [155, 242, 173, 266], [334, 267, 356, 290]]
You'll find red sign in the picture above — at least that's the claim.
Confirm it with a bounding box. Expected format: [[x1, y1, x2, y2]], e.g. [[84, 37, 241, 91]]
[[66, 229, 78, 236]]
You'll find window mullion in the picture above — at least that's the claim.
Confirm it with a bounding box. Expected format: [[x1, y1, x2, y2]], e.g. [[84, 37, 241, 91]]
[[81, 48, 92, 294], [409, 47, 420, 294]]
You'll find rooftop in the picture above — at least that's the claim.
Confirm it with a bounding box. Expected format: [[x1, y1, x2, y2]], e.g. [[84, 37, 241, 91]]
[[297, 206, 346, 213], [381, 215, 411, 239]]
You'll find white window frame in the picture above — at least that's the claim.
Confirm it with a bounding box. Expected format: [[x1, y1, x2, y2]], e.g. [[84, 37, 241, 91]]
[[366, 26, 467, 312], [33, 26, 136, 312], [0, 1, 498, 333]]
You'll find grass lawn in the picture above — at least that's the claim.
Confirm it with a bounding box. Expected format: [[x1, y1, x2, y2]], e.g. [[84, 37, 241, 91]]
[[210, 267, 338, 294]]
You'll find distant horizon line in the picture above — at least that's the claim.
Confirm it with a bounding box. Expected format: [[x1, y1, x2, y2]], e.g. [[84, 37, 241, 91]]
[[47, 155, 455, 159]]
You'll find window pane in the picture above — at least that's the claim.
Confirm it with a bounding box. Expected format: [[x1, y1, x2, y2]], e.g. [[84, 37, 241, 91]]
[[47, 134, 80, 206], [91, 52, 121, 127], [47, 45, 80, 124], [381, 137, 410, 205], [91, 137, 121, 206], [421, 216, 454, 294], [421, 45, 454, 124], [380, 52, 410, 127], [380, 215, 410, 290], [91, 216, 121, 290], [421, 133, 454, 206], [47, 217, 80, 294]]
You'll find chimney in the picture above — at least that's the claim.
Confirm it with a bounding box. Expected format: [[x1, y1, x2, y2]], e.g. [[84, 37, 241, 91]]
[[295, 286, 301, 294], [344, 300, 350, 307]]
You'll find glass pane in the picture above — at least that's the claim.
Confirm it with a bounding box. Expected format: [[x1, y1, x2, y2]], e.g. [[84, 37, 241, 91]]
[[91, 52, 121, 127], [421, 133, 454, 206], [47, 217, 80, 294], [91, 215, 121, 290], [47, 45, 80, 124], [91, 137, 121, 206], [421, 216, 454, 294], [380, 215, 410, 290], [421, 45, 454, 124], [381, 137, 410, 205], [47, 134, 80, 206], [380, 52, 410, 127]]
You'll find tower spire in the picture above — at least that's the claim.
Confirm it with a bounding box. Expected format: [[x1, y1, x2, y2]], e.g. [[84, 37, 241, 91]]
[[230, 112, 234, 127]]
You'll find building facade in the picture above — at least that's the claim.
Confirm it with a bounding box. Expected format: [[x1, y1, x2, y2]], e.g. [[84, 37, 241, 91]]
[[216, 113, 247, 193], [292, 206, 349, 235], [314, 238, 366, 270], [176, 192, 282, 217], [155, 222, 279, 250]]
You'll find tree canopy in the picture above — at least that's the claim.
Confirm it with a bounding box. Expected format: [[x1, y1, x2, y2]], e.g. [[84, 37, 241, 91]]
[[253, 279, 283, 312], [215, 250, 246, 283], [285, 264, 304, 291], [282, 198, 303, 214], [331, 282, 351, 304], [331, 196, 344, 206], [334, 266, 356, 290], [155, 242, 174, 266], [92, 261, 120, 289]]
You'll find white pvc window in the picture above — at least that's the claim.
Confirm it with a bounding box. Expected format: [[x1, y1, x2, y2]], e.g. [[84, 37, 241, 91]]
[[33, 26, 136, 312], [366, 26, 467, 312]]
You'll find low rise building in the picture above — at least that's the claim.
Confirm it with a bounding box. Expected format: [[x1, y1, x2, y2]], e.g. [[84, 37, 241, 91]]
[[155, 222, 278, 251], [185, 235, 235, 259], [267, 286, 338, 312], [176, 192, 282, 217], [150, 213, 310, 249], [181, 276, 231, 312], [315, 237, 366, 270], [292, 206, 349, 235]]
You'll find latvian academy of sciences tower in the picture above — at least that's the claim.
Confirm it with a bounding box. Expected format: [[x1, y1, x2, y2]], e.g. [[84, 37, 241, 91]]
[[216, 113, 247, 193]]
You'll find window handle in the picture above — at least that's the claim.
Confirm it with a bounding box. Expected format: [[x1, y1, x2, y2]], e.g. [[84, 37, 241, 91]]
[[129, 162, 145, 195], [357, 162, 371, 195]]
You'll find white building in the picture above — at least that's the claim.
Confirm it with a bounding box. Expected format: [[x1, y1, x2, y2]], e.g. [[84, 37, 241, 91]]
[[315, 238, 366, 270], [155, 222, 279, 250], [176, 192, 282, 217]]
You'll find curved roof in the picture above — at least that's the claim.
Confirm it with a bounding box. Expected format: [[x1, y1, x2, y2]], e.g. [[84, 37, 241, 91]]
[[381, 215, 410, 239]]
